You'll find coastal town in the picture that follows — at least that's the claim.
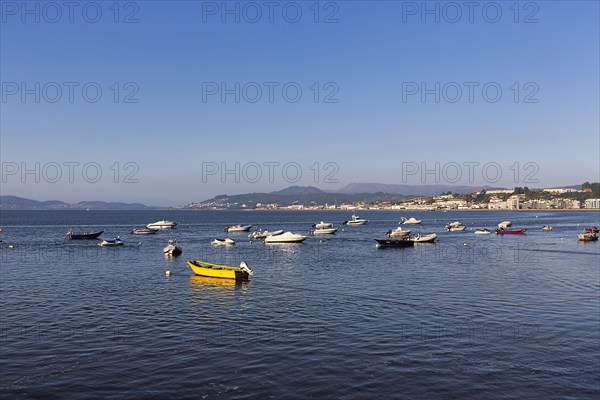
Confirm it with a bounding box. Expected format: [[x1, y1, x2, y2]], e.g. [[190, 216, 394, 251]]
[[183, 183, 600, 211]]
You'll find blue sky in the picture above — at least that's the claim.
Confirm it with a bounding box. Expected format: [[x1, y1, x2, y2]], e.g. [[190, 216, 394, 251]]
[[1, 0, 599, 205]]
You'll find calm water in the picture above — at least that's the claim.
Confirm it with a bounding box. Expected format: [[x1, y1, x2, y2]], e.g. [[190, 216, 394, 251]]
[[1, 210, 599, 399]]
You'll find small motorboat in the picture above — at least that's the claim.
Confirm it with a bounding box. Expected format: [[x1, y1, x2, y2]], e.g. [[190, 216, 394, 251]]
[[400, 217, 422, 225], [496, 228, 528, 235], [163, 239, 182, 256], [98, 237, 124, 247], [66, 229, 103, 240], [224, 225, 252, 232], [248, 229, 284, 240], [542, 225, 553, 231], [375, 238, 415, 248], [264, 231, 307, 243], [311, 228, 338, 235], [313, 221, 333, 229], [131, 228, 158, 235], [578, 232, 598, 242], [445, 222, 467, 232], [188, 260, 254, 281], [343, 213, 368, 226], [474, 229, 491, 235], [386, 227, 412, 237], [211, 238, 235, 246], [147, 220, 177, 229], [498, 221, 512, 229], [409, 233, 437, 243]]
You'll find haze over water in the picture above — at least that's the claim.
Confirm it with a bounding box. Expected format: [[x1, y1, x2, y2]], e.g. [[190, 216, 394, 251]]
[[0, 210, 598, 399]]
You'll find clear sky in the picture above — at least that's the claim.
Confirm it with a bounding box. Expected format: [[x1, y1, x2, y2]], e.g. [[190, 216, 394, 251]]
[[1, 0, 598, 206]]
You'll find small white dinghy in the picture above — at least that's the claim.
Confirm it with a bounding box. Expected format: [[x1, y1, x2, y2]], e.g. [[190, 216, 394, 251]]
[[409, 233, 437, 243], [474, 229, 491, 234], [264, 232, 307, 243], [99, 237, 124, 247], [400, 217, 422, 225], [211, 238, 235, 246], [311, 228, 337, 235]]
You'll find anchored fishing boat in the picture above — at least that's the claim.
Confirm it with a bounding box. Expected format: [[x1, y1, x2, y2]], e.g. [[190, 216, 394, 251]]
[[249, 229, 284, 240], [131, 228, 158, 235], [343, 213, 368, 226], [211, 238, 235, 246], [264, 232, 307, 243], [187, 260, 254, 280], [163, 239, 182, 256], [409, 233, 437, 243], [147, 220, 177, 229], [312, 221, 333, 229], [496, 228, 528, 235], [578, 232, 598, 242], [224, 225, 252, 232], [66, 229, 103, 240], [311, 228, 337, 235], [98, 237, 124, 247], [474, 228, 491, 234], [375, 238, 415, 248]]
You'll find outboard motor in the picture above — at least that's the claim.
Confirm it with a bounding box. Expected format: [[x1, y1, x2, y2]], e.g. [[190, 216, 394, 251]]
[[239, 261, 254, 275]]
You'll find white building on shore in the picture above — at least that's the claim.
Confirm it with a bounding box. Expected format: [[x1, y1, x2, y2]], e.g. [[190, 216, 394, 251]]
[[584, 199, 600, 209]]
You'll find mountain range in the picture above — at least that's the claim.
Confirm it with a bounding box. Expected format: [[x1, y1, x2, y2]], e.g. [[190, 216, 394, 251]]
[[0, 196, 158, 210]]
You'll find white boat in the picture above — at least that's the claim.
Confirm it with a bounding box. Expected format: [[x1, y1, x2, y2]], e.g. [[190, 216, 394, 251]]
[[248, 229, 284, 240], [264, 231, 307, 243], [409, 233, 437, 243], [400, 217, 422, 225], [498, 221, 512, 229], [98, 237, 124, 247], [311, 228, 337, 235], [474, 228, 491, 234], [147, 220, 177, 229], [163, 239, 182, 256], [211, 238, 235, 246], [542, 225, 553, 231], [445, 222, 467, 232], [224, 225, 252, 232], [313, 221, 333, 229], [386, 227, 412, 237], [343, 214, 368, 226]]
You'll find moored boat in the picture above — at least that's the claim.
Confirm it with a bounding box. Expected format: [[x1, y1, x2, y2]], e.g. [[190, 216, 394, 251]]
[[578, 232, 598, 242], [343, 213, 368, 226], [163, 239, 182, 256], [66, 229, 103, 240], [224, 225, 252, 232], [131, 228, 158, 235], [187, 260, 254, 280], [542, 225, 553, 231], [445, 222, 466, 232], [375, 238, 415, 248], [498, 221, 512, 229], [400, 217, 422, 225], [311, 228, 337, 235], [313, 221, 333, 229], [147, 220, 177, 229], [264, 231, 307, 243], [496, 228, 528, 235], [98, 237, 124, 247], [409, 233, 437, 243], [474, 228, 491, 234], [386, 227, 412, 237], [249, 229, 284, 240], [211, 238, 235, 246]]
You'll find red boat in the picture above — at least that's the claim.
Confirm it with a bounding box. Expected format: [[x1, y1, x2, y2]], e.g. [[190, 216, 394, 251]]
[[496, 228, 528, 235]]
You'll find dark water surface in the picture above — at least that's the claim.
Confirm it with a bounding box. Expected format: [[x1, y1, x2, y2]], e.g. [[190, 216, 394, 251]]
[[1, 210, 599, 399]]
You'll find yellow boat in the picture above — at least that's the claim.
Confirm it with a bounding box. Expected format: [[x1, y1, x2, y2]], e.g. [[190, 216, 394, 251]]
[[187, 260, 254, 281]]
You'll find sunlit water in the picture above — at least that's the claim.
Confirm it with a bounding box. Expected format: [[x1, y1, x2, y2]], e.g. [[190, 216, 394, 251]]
[[1, 210, 599, 399]]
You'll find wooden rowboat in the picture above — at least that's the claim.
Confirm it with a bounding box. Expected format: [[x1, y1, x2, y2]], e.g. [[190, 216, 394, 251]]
[[187, 260, 253, 280]]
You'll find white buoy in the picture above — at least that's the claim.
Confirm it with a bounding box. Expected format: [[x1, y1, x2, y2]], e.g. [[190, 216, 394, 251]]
[[165, 270, 171, 276], [463, 243, 467, 246], [8, 244, 14, 249]]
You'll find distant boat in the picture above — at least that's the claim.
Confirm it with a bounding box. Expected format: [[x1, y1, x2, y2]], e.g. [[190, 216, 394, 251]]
[[445, 222, 467, 232], [264, 231, 307, 243], [542, 225, 553, 231], [498, 221, 512, 229], [211, 238, 235, 246], [224, 225, 252, 232], [147, 220, 177, 229], [343, 213, 368, 226], [386, 227, 412, 237], [248, 230, 284, 240], [313, 221, 333, 229], [400, 217, 422, 225], [311, 228, 338, 235], [66, 229, 103, 240], [131, 228, 158, 235], [98, 237, 124, 247], [474, 228, 491, 235], [578, 232, 598, 242], [409, 233, 437, 243], [163, 239, 182, 256], [496, 228, 528, 235], [375, 238, 415, 248], [188, 260, 253, 281]]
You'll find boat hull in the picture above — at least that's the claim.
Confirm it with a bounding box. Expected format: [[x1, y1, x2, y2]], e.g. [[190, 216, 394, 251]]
[[312, 228, 337, 235], [375, 239, 415, 248], [496, 228, 528, 235], [131, 228, 158, 235], [67, 230, 103, 240], [187, 260, 250, 280]]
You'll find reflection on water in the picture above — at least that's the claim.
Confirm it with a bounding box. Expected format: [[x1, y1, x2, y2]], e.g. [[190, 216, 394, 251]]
[[188, 275, 251, 304]]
